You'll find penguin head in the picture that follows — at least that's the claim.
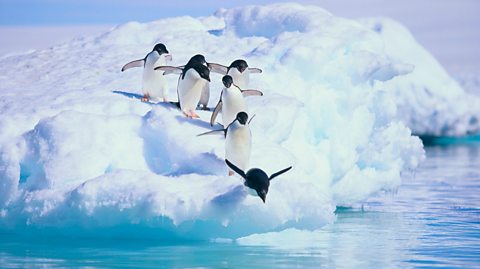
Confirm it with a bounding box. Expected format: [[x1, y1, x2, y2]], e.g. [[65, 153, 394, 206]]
[[193, 64, 211, 82], [236, 112, 248, 125], [245, 169, 270, 203], [153, 43, 169, 55], [222, 75, 234, 88], [230, 59, 248, 73], [187, 54, 207, 66]]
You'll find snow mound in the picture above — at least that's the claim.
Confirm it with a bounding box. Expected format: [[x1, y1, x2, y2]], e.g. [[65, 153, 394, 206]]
[[0, 3, 425, 239], [360, 17, 480, 136]]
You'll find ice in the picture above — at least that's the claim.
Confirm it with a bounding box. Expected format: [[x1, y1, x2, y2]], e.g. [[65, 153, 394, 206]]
[[360, 17, 480, 136], [0, 3, 428, 239]]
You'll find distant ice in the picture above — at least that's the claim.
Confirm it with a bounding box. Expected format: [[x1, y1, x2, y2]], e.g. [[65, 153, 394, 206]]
[[360, 18, 480, 136], [0, 25, 114, 57]]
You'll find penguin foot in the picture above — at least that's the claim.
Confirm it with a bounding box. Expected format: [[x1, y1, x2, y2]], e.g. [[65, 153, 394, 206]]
[[141, 95, 149, 102], [183, 111, 200, 119], [190, 112, 200, 119]]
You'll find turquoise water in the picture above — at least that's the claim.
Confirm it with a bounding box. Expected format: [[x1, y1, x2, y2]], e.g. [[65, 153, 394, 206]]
[[1, 143, 479, 268]]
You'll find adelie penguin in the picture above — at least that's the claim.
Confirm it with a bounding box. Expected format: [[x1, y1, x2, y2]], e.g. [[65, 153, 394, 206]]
[[121, 43, 172, 102], [182, 55, 211, 110], [198, 112, 252, 175], [210, 75, 263, 127], [155, 59, 211, 118], [209, 59, 262, 90], [156, 54, 223, 113], [225, 159, 292, 203]]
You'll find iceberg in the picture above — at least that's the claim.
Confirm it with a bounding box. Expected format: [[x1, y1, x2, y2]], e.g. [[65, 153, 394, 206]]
[[0, 3, 427, 239], [359, 17, 480, 136]]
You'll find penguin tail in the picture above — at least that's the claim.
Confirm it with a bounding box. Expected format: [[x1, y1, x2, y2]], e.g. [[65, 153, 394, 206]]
[[169, 101, 181, 108]]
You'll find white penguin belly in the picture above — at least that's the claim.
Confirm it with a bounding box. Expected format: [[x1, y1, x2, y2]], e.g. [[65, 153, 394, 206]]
[[199, 83, 210, 106], [227, 69, 249, 90], [178, 70, 206, 113], [226, 124, 251, 172], [143, 53, 167, 100], [222, 88, 246, 126]]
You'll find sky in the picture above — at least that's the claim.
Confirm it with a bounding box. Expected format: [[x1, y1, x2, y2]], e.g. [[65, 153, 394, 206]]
[[0, 0, 478, 75]]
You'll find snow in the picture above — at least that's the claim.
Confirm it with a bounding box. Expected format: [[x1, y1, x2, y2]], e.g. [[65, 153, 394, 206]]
[[0, 3, 430, 239], [360, 18, 480, 136]]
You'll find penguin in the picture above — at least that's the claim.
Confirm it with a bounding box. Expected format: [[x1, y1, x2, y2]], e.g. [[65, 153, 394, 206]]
[[198, 112, 251, 175], [208, 59, 263, 90], [210, 75, 263, 127], [156, 62, 210, 118], [187, 55, 211, 110], [225, 159, 292, 203], [121, 43, 172, 102], [160, 54, 224, 111]]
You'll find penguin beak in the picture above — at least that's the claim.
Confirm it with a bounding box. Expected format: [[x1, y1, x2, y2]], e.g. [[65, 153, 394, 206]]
[[258, 190, 267, 203]]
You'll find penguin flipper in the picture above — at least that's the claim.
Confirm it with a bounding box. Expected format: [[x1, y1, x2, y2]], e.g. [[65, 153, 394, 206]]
[[241, 89, 264, 97], [248, 67, 263, 74], [248, 114, 256, 124], [269, 166, 293, 180], [208, 63, 228, 75], [154, 66, 183, 75], [121, 59, 145, 72], [197, 128, 226, 137], [225, 159, 247, 179], [210, 100, 223, 126]]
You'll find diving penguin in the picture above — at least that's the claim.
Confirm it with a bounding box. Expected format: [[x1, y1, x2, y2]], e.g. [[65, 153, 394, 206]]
[[225, 159, 292, 203]]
